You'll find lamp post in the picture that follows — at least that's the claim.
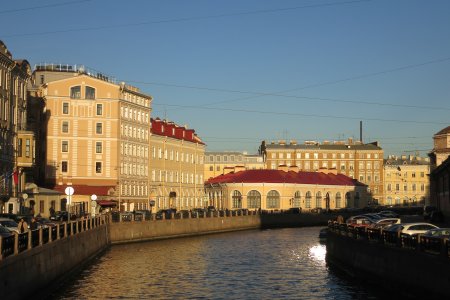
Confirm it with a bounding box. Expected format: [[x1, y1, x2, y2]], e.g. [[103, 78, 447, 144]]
[[91, 194, 97, 217], [21, 193, 28, 214], [65, 186, 75, 216]]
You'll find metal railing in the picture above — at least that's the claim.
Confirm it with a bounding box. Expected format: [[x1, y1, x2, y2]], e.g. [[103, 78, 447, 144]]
[[0, 215, 108, 261], [328, 221, 450, 258]]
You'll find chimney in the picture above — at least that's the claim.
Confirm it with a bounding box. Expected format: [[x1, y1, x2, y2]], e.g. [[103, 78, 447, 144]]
[[277, 165, 289, 172]]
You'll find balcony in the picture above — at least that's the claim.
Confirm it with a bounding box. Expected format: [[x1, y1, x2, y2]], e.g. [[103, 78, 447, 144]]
[[17, 131, 35, 168]]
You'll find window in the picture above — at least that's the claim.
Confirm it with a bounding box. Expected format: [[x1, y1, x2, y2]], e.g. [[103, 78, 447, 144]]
[[232, 190, 242, 208], [62, 121, 69, 133], [63, 103, 69, 114], [247, 190, 261, 208], [96, 104, 103, 115], [335, 192, 341, 208], [96, 142, 102, 153], [18, 138, 22, 157], [266, 190, 280, 209], [209, 166, 213, 171], [96, 162, 102, 173], [293, 191, 301, 207], [86, 86, 95, 99], [70, 86, 81, 99], [315, 192, 322, 208], [96, 123, 103, 134], [61, 161, 68, 173], [387, 184, 391, 191], [25, 139, 30, 157], [305, 192, 312, 208], [62, 141, 69, 152]]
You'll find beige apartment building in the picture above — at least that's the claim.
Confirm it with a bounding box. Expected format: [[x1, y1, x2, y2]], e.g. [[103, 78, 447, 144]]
[[31, 63, 152, 213], [204, 151, 265, 180], [384, 155, 430, 206], [0, 41, 34, 214], [262, 139, 384, 205], [149, 118, 205, 211], [205, 167, 369, 211]]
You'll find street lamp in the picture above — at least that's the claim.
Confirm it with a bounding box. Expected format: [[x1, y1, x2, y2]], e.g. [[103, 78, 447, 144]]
[[91, 194, 97, 217], [21, 193, 28, 214], [65, 186, 75, 216]]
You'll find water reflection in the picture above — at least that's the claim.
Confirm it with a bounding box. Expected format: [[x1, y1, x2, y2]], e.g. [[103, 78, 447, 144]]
[[52, 227, 385, 300]]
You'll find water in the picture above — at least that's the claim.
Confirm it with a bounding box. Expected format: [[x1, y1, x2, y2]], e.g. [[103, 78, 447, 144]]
[[51, 227, 385, 299]]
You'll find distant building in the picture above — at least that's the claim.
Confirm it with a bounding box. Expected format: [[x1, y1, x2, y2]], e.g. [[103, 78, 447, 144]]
[[205, 167, 368, 211], [0, 41, 34, 214], [204, 151, 264, 180], [149, 118, 205, 211], [383, 155, 430, 206], [30, 63, 153, 213], [262, 139, 384, 205], [429, 126, 450, 217], [429, 126, 450, 168]]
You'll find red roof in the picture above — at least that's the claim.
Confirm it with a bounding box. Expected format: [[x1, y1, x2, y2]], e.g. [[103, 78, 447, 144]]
[[205, 169, 365, 186], [151, 118, 205, 145], [52, 185, 115, 196]]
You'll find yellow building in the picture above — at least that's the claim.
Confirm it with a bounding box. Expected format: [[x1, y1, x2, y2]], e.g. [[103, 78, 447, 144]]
[[383, 155, 430, 206], [0, 41, 34, 214], [149, 118, 206, 211], [32, 63, 152, 213], [205, 167, 369, 211], [262, 139, 384, 205], [204, 151, 265, 181]]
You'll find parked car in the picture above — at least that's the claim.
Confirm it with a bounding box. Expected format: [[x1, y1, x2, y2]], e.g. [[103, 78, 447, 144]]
[[346, 217, 372, 227], [207, 206, 216, 212], [50, 211, 70, 222], [191, 208, 205, 218], [399, 223, 439, 236], [423, 206, 437, 220], [176, 210, 190, 219], [287, 207, 302, 214], [155, 209, 176, 220], [0, 225, 14, 238], [0, 218, 19, 233], [379, 210, 399, 218], [369, 218, 401, 229], [422, 228, 450, 238]]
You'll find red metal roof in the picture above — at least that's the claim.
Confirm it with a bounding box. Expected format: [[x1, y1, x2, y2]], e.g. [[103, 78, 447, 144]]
[[205, 169, 365, 186], [52, 185, 115, 196], [151, 118, 205, 145]]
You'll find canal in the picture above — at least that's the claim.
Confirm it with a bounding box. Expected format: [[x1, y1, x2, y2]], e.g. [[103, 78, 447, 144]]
[[50, 227, 391, 299]]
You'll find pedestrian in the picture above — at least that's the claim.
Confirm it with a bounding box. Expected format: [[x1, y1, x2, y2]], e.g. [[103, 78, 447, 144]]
[[18, 218, 29, 233], [337, 215, 344, 224], [30, 217, 38, 230]]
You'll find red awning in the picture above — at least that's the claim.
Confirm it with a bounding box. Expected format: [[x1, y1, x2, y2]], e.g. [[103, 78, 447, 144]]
[[97, 200, 117, 207]]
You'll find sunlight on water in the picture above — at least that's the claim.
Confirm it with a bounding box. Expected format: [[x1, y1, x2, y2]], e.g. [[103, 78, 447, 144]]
[[52, 227, 386, 300]]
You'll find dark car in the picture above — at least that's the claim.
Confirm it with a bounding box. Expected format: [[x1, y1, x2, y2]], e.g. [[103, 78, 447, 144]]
[[0, 225, 13, 237], [287, 207, 302, 214], [176, 210, 190, 219], [423, 206, 437, 220], [191, 208, 205, 218], [155, 209, 176, 220]]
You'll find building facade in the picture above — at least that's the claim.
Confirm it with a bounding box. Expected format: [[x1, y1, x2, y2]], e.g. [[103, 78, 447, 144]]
[[262, 139, 384, 205], [204, 151, 264, 180], [383, 155, 430, 207], [0, 41, 34, 214], [31, 64, 152, 213], [149, 118, 205, 211], [205, 168, 369, 211], [429, 126, 450, 217]]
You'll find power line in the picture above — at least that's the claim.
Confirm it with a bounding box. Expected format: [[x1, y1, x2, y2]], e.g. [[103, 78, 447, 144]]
[[134, 55, 450, 111], [3, 0, 372, 38], [0, 0, 92, 15], [152, 103, 449, 125]]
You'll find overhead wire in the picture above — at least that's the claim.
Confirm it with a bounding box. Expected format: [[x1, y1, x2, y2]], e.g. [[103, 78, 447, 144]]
[[0, 0, 93, 15]]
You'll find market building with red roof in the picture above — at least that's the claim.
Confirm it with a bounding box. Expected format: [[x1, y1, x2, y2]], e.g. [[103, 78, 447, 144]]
[[204, 167, 369, 211]]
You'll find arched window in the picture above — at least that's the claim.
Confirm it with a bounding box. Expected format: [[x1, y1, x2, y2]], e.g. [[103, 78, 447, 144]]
[[305, 191, 312, 208], [232, 190, 242, 209], [266, 190, 280, 209], [335, 192, 341, 208], [403, 196, 409, 206], [345, 192, 351, 208], [247, 190, 261, 209], [293, 191, 301, 207], [395, 197, 401, 205], [315, 191, 322, 208]]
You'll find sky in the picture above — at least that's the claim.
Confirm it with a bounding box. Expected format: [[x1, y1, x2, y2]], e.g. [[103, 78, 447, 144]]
[[1, 0, 449, 157]]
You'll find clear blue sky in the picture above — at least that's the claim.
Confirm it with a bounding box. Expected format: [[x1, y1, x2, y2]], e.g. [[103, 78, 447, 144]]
[[2, 0, 449, 157]]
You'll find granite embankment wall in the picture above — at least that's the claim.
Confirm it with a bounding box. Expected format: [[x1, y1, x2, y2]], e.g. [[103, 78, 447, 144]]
[[326, 231, 450, 298], [109, 215, 261, 244], [0, 225, 109, 300]]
